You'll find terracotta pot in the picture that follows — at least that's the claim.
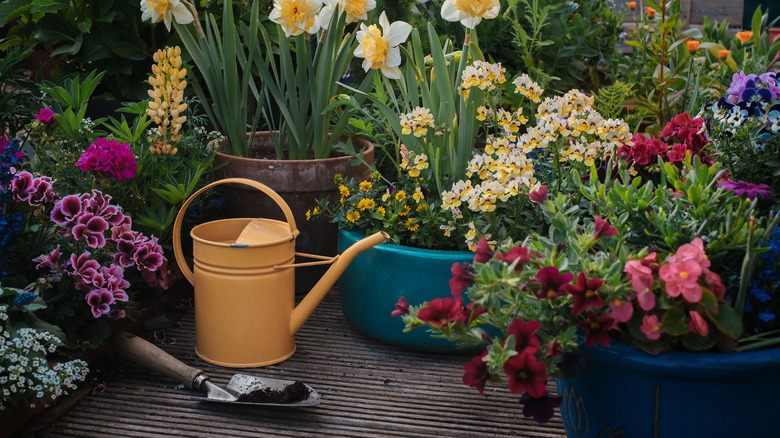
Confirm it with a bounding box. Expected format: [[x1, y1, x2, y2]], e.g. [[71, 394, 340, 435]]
[[213, 132, 374, 294]]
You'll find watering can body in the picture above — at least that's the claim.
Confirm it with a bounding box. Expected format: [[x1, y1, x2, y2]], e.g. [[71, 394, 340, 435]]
[[173, 178, 387, 368]]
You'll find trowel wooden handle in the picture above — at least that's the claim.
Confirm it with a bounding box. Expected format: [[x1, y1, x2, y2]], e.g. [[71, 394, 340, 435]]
[[111, 331, 204, 390]]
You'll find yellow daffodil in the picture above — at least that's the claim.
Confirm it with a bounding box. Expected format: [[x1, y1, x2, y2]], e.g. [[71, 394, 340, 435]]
[[316, 0, 376, 29], [440, 0, 499, 29], [270, 0, 323, 37], [353, 12, 412, 79], [141, 0, 194, 31]]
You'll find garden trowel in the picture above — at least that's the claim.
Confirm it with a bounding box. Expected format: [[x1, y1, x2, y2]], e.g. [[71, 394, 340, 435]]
[[111, 331, 321, 407]]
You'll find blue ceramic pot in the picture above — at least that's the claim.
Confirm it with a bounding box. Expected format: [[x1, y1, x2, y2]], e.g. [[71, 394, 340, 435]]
[[557, 340, 780, 438], [337, 229, 474, 352]]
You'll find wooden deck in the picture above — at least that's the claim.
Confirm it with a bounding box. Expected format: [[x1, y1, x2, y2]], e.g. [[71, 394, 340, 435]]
[[16, 288, 567, 437]]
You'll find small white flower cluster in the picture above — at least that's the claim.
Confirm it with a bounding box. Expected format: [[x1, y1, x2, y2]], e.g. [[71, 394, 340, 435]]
[[0, 305, 89, 412]]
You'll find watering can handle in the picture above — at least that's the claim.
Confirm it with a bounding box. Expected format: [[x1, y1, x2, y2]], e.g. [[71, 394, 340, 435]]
[[172, 178, 298, 285]]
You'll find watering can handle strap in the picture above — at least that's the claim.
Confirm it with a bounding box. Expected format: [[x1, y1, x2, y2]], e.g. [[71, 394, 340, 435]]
[[274, 253, 339, 270], [172, 178, 298, 286]]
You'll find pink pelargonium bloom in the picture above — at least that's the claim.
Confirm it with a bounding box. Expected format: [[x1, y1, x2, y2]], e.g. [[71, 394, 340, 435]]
[[641, 314, 662, 340], [462, 350, 490, 395], [34, 108, 56, 124], [449, 262, 475, 298], [33, 245, 62, 270], [28, 176, 58, 206], [83, 190, 127, 227], [110, 224, 141, 268], [417, 297, 465, 327], [90, 264, 130, 302], [85, 288, 115, 318], [70, 213, 109, 249], [142, 258, 170, 290], [133, 235, 165, 272], [505, 318, 542, 356], [607, 298, 634, 323], [504, 352, 548, 398], [75, 138, 138, 182], [10, 171, 34, 202], [51, 194, 84, 228], [65, 252, 101, 290], [659, 259, 703, 303], [688, 310, 709, 337]]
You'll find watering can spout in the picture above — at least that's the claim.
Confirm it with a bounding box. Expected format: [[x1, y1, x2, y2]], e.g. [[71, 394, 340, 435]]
[[290, 231, 389, 334]]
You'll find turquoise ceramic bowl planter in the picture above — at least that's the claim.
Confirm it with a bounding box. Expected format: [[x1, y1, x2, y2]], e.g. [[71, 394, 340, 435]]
[[557, 340, 780, 438], [337, 229, 474, 352]]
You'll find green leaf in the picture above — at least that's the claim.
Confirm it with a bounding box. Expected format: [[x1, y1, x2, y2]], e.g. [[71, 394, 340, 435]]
[[708, 304, 742, 339], [661, 307, 688, 335], [681, 332, 716, 351], [698, 289, 719, 313], [0, 0, 30, 26], [105, 31, 147, 61], [30, 0, 68, 14]]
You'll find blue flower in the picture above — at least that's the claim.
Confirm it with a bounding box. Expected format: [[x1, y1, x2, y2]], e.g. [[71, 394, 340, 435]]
[[759, 312, 776, 322], [13, 291, 37, 308]]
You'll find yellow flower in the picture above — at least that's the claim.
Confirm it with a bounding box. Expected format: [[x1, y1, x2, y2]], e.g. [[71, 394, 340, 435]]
[[147, 46, 187, 154], [382, 191, 391, 202], [359, 181, 372, 191], [141, 0, 194, 31], [441, 0, 500, 29], [408, 168, 421, 178], [412, 189, 424, 203], [354, 12, 412, 79], [399, 205, 411, 216], [316, 0, 376, 30], [346, 210, 361, 223], [395, 190, 407, 201], [416, 203, 427, 212], [339, 185, 350, 197], [736, 31, 753, 44], [333, 173, 344, 184], [269, 0, 323, 37], [405, 218, 419, 231], [376, 206, 386, 216], [357, 198, 376, 210]]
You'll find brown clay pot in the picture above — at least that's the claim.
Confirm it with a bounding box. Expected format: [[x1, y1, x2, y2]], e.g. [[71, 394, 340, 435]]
[[212, 132, 374, 294]]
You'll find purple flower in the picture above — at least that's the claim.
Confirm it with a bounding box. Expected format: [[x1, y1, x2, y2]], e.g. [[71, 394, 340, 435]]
[[33, 245, 62, 270], [65, 252, 101, 290], [592, 216, 618, 240], [10, 171, 34, 202], [28, 176, 58, 206], [91, 264, 129, 302], [34, 108, 56, 124], [75, 138, 138, 182], [71, 213, 109, 248], [109, 224, 141, 268], [85, 288, 115, 318], [83, 190, 127, 226], [716, 180, 774, 201], [51, 195, 84, 227], [133, 235, 165, 271], [519, 392, 562, 424], [529, 185, 548, 203]]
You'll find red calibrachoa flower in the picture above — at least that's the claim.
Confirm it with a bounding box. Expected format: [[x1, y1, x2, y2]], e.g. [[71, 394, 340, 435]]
[[495, 245, 531, 272], [416, 297, 465, 327], [391, 296, 410, 316], [577, 310, 615, 347], [564, 271, 605, 315], [531, 266, 573, 300], [505, 318, 541, 355], [449, 262, 475, 298], [592, 216, 618, 240], [504, 352, 547, 398], [474, 237, 495, 263], [463, 350, 490, 395]]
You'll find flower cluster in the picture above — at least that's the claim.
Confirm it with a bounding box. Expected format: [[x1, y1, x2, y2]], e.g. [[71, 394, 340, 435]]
[[0, 304, 89, 414], [0, 138, 26, 278], [147, 46, 188, 155], [459, 60, 506, 100], [400, 107, 436, 138], [743, 221, 780, 335], [75, 138, 138, 183]]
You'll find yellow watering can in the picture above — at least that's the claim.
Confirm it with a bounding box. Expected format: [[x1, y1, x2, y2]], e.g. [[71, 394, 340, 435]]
[[173, 178, 388, 368]]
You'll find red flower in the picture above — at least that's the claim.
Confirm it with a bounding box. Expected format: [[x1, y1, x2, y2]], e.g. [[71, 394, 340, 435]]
[[462, 350, 490, 395], [417, 297, 465, 327], [529, 185, 548, 203], [464, 301, 486, 323], [520, 392, 562, 424], [617, 133, 669, 165], [531, 267, 574, 300], [563, 272, 605, 315], [449, 262, 475, 298], [504, 352, 548, 397], [474, 237, 495, 263], [592, 216, 618, 240], [495, 246, 531, 272], [577, 311, 615, 347], [391, 296, 410, 316], [505, 318, 541, 355], [544, 339, 564, 358]]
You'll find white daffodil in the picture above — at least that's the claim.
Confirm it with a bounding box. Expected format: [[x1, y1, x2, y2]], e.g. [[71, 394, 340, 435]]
[[270, 0, 324, 37], [316, 0, 376, 30], [440, 0, 499, 29], [140, 0, 194, 31], [353, 12, 412, 80]]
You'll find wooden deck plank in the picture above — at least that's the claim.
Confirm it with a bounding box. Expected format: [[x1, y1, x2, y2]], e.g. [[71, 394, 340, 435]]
[[16, 288, 566, 437]]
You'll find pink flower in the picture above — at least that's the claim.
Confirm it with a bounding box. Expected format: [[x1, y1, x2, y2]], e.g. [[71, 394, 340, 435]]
[[624, 254, 657, 311], [70, 213, 109, 248], [33, 245, 62, 270], [391, 296, 410, 317], [449, 262, 475, 298], [51, 195, 83, 228], [505, 318, 541, 356], [141, 258, 169, 290], [659, 259, 702, 303], [704, 269, 725, 298], [417, 297, 465, 327], [75, 138, 138, 182], [641, 314, 662, 340], [668, 237, 710, 268], [529, 185, 548, 203], [85, 288, 115, 318], [28, 176, 58, 205], [495, 246, 531, 272], [688, 310, 709, 337], [10, 171, 34, 202], [133, 235, 164, 271], [90, 264, 130, 302], [504, 352, 548, 398], [462, 351, 490, 395], [592, 216, 618, 240], [474, 238, 495, 263], [563, 271, 605, 315], [607, 298, 634, 323], [544, 339, 564, 358], [617, 133, 669, 166], [34, 108, 56, 124], [65, 252, 101, 290]]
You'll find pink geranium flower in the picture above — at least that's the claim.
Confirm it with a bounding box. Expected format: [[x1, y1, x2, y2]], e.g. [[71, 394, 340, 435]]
[[33, 245, 62, 271], [85, 288, 115, 318], [65, 252, 101, 290], [34, 108, 56, 124], [641, 314, 662, 340], [10, 171, 34, 202], [28, 176, 58, 205], [504, 352, 547, 398], [75, 138, 138, 182], [133, 235, 164, 271]]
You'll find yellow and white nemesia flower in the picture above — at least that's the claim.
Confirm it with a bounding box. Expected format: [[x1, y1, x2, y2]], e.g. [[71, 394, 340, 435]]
[[440, 0, 500, 29], [400, 107, 435, 137], [270, 0, 324, 37], [140, 0, 194, 31], [316, 0, 376, 29], [353, 12, 412, 79]]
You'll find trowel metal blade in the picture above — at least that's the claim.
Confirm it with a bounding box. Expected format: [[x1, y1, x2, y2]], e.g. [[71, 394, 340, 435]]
[[206, 374, 321, 407]]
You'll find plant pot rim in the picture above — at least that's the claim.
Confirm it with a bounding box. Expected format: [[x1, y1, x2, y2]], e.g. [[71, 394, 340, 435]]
[[216, 131, 374, 163], [338, 229, 473, 259], [578, 338, 780, 379]]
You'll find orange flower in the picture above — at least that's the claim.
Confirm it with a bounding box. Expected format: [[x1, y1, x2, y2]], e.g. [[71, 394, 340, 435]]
[[719, 49, 730, 59], [687, 40, 700, 52], [736, 31, 754, 44], [628, 1, 636, 10], [645, 7, 656, 17]]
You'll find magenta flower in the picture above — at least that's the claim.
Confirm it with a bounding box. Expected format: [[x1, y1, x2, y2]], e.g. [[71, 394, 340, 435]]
[[82, 190, 127, 226], [564, 272, 605, 315], [71, 213, 109, 248], [34, 108, 56, 124], [505, 318, 541, 356], [65, 252, 101, 290], [640, 314, 662, 340], [28, 176, 58, 205], [528, 185, 548, 203], [519, 392, 562, 424], [531, 267, 573, 300], [716, 180, 773, 201], [417, 297, 465, 327], [544, 339, 564, 358], [704, 269, 726, 298], [141, 258, 169, 290], [592, 216, 618, 240], [10, 171, 34, 202], [688, 310, 709, 337], [391, 296, 410, 316], [75, 138, 138, 182], [504, 352, 548, 398], [90, 264, 130, 302], [107, 309, 126, 320], [110, 224, 141, 268], [495, 246, 531, 272], [473, 237, 495, 263], [133, 235, 164, 271], [617, 134, 669, 166], [51, 194, 84, 228], [464, 301, 486, 323], [449, 262, 475, 298], [33, 245, 62, 270], [462, 350, 490, 395], [577, 311, 615, 347], [85, 289, 115, 318]]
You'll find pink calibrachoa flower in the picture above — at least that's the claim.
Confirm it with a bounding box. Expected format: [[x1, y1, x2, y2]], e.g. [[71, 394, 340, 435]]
[[462, 350, 490, 395], [463, 301, 486, 323], [417, 297, 465, 327], [504, 352, 548, 398], [528, 185, 548, 203], [85, 288, 115, 318], [505, 318, 541, 356], [577, 311, 615, 347], [641, 314, 662, 340], [495, 246, 531, 272], [75, 138, 138, 182], [592, 216, 618, 240], [659, 258, 703, 303], [563, 272, 605, 315], [34, 108, 56, 124], [688, 310, 709, 337], [544, 339, 564, 358], [449, 262, 475, 298], [607, 298, 633, 323], [531, 267, 573, 300], [391, 296, 410, 316], [474, 237, 495, 263]]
